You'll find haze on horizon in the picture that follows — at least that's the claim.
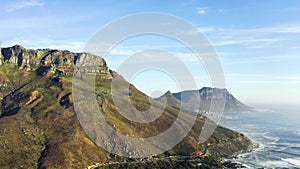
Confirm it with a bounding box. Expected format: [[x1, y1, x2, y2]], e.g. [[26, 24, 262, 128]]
[[1, 0, 300, 106]]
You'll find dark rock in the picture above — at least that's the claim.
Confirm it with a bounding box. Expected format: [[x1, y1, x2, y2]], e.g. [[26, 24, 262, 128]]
[[223, 161, 246, 169]]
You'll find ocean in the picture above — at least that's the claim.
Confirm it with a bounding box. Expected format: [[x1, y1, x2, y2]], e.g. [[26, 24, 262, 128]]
[[220, 106, 300, 168]]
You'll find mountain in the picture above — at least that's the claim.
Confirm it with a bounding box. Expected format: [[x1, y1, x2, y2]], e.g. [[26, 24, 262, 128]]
[[155, 90, 197, 114], [156, 87, 252, 113], [0, 45, 255, 169]]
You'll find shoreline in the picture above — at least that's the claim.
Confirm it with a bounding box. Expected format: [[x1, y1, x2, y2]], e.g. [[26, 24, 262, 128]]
[[222, 145, 260, 168]]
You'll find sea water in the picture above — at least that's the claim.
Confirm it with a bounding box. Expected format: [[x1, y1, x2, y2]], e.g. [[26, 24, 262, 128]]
[[220, 106, 300, 168]]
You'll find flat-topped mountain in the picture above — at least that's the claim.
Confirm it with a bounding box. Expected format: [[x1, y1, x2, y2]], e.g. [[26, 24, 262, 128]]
[[0, 45, 255, 168], [0, 44, 109, 73], [0, 45, 110, 98], [156, 87, 252, 113]]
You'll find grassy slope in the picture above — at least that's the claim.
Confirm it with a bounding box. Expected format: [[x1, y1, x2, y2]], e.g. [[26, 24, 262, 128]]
[[0, 62, 254, 169]]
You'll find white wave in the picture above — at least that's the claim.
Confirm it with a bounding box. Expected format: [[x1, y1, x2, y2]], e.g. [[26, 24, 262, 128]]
[[222, 116, 239, 120], [282, 158, 300, 167], [263, 135, 280, 142], [277, 142, 300, 148], [252, 108, 274, 112], [234, 154, 298, 168], [248, 131, 269, 136], [258, 160, 291, 168], [294, 131, 300, 136]]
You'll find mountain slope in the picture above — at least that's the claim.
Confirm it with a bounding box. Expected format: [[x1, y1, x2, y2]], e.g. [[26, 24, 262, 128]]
[[0, 45, 254, 169], [155, 90, 197, 114], [156, 87, 252, 113]]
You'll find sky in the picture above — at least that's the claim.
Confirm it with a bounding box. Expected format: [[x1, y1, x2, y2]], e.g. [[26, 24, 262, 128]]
[[1, 0, 300, 106]]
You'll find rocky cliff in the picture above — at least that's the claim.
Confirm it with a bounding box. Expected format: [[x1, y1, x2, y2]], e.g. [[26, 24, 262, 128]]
[[156, 87, 252, 113], [0, 45, 255, 169], [0, 44, 109, 75], [0, 45, 110, 98]]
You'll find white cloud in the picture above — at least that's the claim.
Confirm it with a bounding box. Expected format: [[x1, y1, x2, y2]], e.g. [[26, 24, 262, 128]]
[[109, 47, 139, 56], [211, 23, 300, 42], [4, 39, 85, 52], [197, 7, 207, 15], [190, 23, 300, 48], [221, 54, 300, 65], [213, 38, 279, 47], [184, 27, 215, 35], [225, 73, 300, 85], [7, 0, 44, 13], [230, 24, 300, 34], [225, 73, 266, 78], [105, 45, 228, 64], [198, 26, 215, 33]]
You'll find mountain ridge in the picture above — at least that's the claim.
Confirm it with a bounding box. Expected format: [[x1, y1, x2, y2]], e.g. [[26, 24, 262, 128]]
[[156, 87, 253, 113], [0, 45, 255, 169]]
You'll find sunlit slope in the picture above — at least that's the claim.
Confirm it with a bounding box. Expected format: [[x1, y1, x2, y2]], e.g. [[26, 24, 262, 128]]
[[0, 45, 254, 169]]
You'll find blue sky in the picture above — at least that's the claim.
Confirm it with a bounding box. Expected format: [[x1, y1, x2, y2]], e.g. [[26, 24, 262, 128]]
[[1, 0, 300, 106]]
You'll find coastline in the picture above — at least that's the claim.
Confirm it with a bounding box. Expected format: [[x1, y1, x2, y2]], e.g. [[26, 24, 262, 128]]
[[222, 141, 260, 168], [220, 110, 300, 168], [219, 112, 261, 168]]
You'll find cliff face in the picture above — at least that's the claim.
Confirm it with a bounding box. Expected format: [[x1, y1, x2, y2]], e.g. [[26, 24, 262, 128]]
[[0, 45, 110, 99], [0, 45, 254, 169], [0, 45, 113, 168], [156, 87, 252, 114], [169, 87, 252, 113], [0, 45, 109, 75], [198, 87, 251, 112]]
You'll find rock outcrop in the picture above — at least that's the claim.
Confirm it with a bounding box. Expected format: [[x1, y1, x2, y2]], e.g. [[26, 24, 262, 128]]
[[0, 45, 110, 77], [0, 45, 255, 169]]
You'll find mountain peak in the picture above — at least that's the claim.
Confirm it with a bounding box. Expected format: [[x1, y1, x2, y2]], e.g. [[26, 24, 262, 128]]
[[12, 44, 25, 49], [165, 90, 172, 95], [158, 87, 252, 113], [200, 87, 228, 93]]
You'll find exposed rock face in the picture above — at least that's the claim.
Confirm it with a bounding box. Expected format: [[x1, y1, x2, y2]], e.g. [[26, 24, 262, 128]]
[[156, 87, 252, 113], [0, 45, 110, 77], [0, 45, 255, 169]]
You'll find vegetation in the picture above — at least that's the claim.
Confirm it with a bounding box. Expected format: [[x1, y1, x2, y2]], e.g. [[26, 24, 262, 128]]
[[0, 45, 255, 169]]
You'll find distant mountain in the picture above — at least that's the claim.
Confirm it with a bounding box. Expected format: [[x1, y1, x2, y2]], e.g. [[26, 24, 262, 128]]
[[156, 87, 252, 113], [155, 90, 197, 114], [0, 45, 255, 169]]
